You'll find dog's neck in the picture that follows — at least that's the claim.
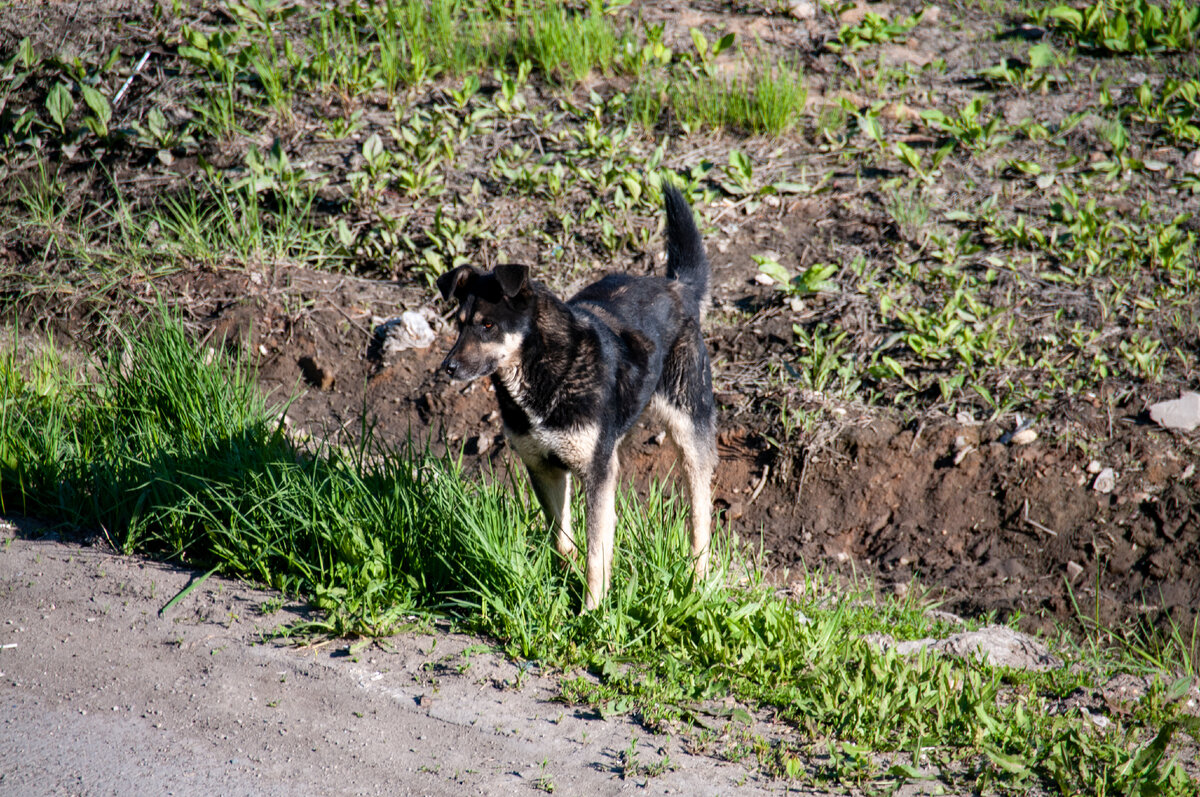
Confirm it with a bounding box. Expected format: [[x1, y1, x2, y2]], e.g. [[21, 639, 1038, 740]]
[[491, 288, 577, 424]]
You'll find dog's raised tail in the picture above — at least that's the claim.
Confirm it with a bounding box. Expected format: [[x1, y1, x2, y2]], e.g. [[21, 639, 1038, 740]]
[[663, 185, 710, 319]]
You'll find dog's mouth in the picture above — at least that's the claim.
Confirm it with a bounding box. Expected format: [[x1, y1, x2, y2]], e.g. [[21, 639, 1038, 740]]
[[441, 330, 523, 382], [441, 352, 499, 381]]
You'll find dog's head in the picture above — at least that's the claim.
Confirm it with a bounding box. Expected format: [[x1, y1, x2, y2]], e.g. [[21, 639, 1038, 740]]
[[436, 264, 531, 381]]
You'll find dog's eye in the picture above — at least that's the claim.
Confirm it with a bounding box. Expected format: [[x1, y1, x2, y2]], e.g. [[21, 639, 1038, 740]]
[[480, 321, 493, 330]]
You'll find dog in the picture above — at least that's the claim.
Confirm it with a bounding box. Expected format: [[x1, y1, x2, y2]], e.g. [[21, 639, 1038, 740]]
[[436, 186, 716, 610]]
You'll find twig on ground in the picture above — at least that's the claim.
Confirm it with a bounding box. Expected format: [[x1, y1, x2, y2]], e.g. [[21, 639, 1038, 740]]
[[748, 465, 770, 505], [1023, 499, 1058, 537], [113, 50, 152, 108]]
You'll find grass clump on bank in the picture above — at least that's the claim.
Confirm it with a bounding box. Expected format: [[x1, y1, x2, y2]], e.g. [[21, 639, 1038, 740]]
[[1, 319, 1197, 795]]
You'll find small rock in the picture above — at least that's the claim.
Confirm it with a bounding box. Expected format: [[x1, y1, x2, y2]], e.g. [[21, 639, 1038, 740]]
[[754, 272, 775, 286], [1148, 392, 1200, 431], [1066, 560, 1084, 582], [839, 0, 873, 26], [1010, 428, 1038, 445], [869, 625, 1062, 671], [999, 418, 1035, 444], [953, 445, 974, 466], [1093, 467, 1116, 494], [1086, 460, 1102, 474], [789, 0, 817, 20], [955, 410, 978, 426], [374, 310, 438, 354], [1186, 150, 1200, 174], [936, 626, 1062, 671]]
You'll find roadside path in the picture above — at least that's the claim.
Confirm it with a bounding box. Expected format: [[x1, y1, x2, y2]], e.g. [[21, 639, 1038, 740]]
[[0, 519, 784, 796]]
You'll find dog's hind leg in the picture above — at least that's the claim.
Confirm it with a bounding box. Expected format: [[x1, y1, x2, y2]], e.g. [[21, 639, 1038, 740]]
[[582, 449, 619, 611], [653, 396, 717, 579], [527, 465, 576, 561]]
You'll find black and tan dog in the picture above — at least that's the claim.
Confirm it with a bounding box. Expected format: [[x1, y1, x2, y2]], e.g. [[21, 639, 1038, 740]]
[[436, 186, 716, 610]]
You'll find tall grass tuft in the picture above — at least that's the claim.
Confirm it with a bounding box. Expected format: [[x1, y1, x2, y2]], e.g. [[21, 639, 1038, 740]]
[[507, 0, 629, 85], [633, 60, 808, 136]]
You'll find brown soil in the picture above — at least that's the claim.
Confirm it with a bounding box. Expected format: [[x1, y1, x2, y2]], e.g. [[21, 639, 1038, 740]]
[[21, 259, 1198, 646]]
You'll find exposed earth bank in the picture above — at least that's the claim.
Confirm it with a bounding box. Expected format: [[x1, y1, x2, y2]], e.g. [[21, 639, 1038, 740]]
[[31, 262, 1195, 644]]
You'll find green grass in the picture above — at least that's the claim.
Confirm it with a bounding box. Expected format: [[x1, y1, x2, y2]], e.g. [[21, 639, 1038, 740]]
[[632, 58, 808, 136], [1, 318, 1197, 794]]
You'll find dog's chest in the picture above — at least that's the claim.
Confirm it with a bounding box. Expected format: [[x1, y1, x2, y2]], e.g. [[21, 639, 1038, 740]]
[[505, 422, 599, 473]]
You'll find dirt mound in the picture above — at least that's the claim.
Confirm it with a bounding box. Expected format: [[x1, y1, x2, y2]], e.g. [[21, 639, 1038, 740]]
[[19, 262, 1196, 646]]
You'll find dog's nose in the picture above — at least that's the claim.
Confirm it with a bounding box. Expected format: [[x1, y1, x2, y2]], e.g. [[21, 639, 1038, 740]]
[[443, 359, 458, 377]]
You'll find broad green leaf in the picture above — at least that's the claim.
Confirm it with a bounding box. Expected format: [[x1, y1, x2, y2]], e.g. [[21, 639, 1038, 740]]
[[362, 133, 384, 166], [713, 32, 736, 57], [1027, 43, 1054, 69], [1048, 6, 1083, 31], [45, 81, 73, 133], [79, 85, 111, 136], [755, 260, 791, 286]]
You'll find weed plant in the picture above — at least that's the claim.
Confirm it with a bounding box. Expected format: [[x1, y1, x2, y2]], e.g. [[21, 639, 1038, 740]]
[[1, 319, 1197, 794]]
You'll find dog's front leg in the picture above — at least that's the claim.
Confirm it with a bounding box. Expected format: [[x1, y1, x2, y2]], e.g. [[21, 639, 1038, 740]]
[[526, 464, 576, 561], [582, 450, 619, 611]]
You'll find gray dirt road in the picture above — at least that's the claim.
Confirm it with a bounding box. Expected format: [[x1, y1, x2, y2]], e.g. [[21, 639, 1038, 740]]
[[0, 518, 791, 796]]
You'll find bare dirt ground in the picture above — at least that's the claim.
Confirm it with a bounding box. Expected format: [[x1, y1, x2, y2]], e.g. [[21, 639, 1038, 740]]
[[2, 517, 804, 797]]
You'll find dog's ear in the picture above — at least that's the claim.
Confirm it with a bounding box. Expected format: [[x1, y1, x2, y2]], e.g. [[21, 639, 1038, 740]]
[[494, 264, 529, 298], [436, 266, 474, 302]]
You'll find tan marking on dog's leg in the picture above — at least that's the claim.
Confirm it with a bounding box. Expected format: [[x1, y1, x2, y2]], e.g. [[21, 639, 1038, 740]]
[[528, 466, 576, 561], [583, 451, 619, 611], [557, 474, 575, 561], [686, 450, 715, 578], [652, 397, 717, 580]]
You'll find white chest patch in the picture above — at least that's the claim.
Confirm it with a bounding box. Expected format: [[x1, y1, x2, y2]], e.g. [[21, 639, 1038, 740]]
[[506, 423, 601, 473]]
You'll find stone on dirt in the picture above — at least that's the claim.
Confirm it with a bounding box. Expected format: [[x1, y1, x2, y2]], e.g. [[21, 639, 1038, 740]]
[[1010, 428, 1038, 445], [788, 0, 816, 19], [1148, 392, 1200, 431], [1093, 467, 1116, 494], [867, 625, 1063, 671], [373, 309, 438, 354]]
